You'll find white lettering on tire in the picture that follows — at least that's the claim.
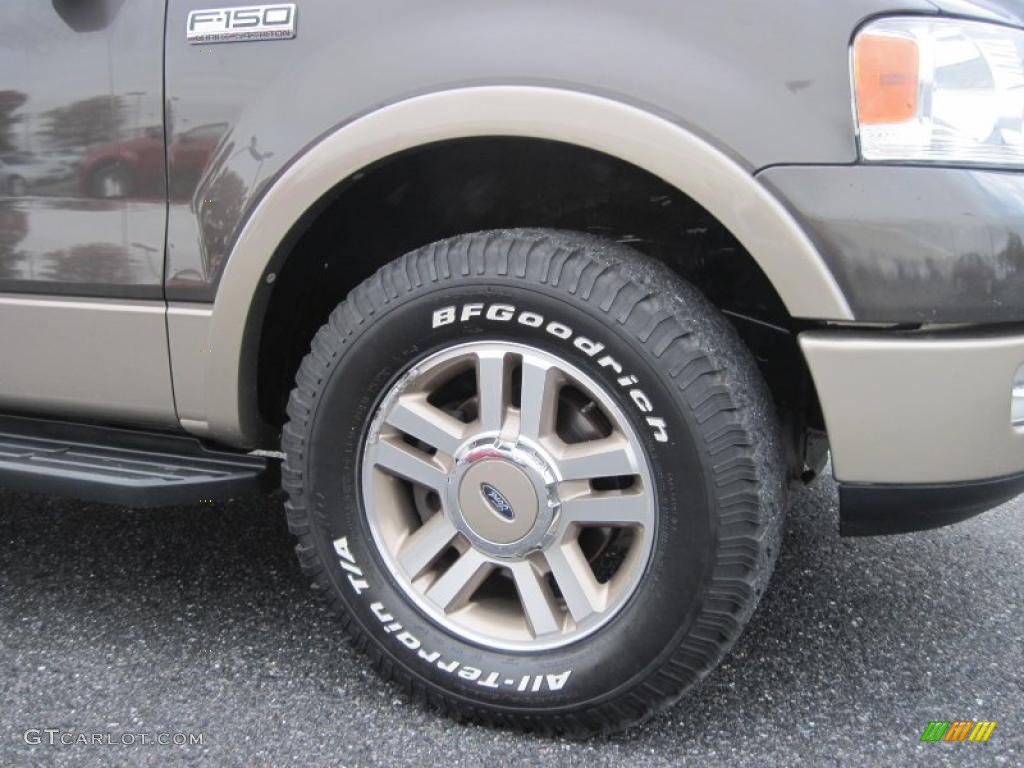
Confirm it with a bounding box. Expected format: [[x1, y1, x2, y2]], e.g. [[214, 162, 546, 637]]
[[431, 303, 669, 442], [332, 536, 572, 692]]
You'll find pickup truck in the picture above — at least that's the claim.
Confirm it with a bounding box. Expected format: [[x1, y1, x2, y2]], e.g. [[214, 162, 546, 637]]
[[2, 0, 1022, 736]]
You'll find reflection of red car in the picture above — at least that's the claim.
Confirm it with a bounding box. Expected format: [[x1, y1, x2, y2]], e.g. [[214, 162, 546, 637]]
[[79, 123, 226, 199]]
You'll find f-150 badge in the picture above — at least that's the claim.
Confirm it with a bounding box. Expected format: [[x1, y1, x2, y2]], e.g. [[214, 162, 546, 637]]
[[187, 4, 296, 44]]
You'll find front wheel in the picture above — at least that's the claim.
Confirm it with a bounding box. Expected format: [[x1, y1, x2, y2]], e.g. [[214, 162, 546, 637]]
[[282, 229, 785, 735]]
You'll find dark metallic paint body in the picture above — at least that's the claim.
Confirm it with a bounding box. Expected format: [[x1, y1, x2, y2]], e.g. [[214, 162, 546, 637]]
[[6, 0, 1021, 325], [760, 166, 1024, 324], [162, 0, 938, 301], [2, 0, 1023, 311], [0, 0, 166, 298]]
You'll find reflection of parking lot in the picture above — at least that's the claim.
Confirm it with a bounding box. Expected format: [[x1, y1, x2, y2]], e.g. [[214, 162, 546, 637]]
[[8, 177, 79, 197], [1, 122, 226, 202], [0, 153, 80, 197], [1, 478, 1021, 766]]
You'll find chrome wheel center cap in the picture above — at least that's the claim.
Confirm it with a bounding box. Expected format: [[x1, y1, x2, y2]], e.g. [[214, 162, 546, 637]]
[[457, 460, 537, 543], [447, 438, 560, 558]]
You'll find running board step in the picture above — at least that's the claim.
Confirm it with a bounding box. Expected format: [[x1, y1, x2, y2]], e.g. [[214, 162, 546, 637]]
[[0, 415, 275, 507]]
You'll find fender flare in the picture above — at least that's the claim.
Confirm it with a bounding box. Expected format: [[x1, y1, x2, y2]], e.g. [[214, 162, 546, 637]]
[[202, 86, 853, 445]]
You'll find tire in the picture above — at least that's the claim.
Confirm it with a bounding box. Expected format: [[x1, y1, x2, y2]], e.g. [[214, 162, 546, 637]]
[[282, 229, 785, 735]]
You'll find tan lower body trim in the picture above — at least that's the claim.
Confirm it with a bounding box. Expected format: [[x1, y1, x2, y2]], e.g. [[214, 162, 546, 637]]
[[0, 294, 177, 427], [801, 330, 1024, 484], [167, 303, 213, 429]]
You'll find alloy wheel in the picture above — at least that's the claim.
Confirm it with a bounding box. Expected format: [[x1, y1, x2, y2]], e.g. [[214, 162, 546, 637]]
[[361, 341, 657, 651]]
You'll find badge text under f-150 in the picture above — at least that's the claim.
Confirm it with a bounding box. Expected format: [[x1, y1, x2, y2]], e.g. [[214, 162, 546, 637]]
[[1, 0, 1022, 735]]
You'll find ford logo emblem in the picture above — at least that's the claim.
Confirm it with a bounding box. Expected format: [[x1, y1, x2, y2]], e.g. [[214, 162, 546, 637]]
[[480, 483, 514, 520]]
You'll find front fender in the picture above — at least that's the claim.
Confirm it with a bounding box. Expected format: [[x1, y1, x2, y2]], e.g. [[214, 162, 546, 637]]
[[182, 87, 852, 446]]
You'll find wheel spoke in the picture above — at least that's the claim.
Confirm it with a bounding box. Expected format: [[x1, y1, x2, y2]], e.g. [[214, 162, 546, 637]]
[[561, 490, 651, 527], [475, 350, 509, 433], [397, 513, 458, 580], [545, 540, 605, 624], [556, 434, 636, 481], [371, 439, 447, 493], [425, 548, 492, 612], [507, 561, 562, 637], [518, 357, 557, 440], [385, 394, 467, 457]]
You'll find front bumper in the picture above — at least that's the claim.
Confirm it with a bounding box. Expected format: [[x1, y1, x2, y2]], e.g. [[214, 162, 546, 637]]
[[801, 328, 1024, 534], [758, 165, 1024, 325]]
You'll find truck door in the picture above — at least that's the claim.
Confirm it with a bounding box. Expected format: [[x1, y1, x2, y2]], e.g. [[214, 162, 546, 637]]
[[0, 0, 176, 427]]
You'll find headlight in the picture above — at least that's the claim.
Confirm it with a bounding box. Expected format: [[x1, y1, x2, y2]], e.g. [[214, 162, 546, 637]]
[[853, 17, 1024, 167]]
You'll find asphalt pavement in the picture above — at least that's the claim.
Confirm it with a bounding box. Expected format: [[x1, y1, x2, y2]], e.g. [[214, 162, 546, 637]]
[[1, 474, 1021, 767]]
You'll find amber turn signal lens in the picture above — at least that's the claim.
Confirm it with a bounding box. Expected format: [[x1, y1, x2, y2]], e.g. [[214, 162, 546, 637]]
[[854, 33, 920, 125]]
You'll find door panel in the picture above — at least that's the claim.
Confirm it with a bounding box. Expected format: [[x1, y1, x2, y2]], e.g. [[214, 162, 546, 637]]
[[0, 0, 175, 427], [0, 0, 166, 297]]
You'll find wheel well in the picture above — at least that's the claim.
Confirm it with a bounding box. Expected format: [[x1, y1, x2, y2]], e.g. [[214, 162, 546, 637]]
[[257, 137, 823, 477]]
